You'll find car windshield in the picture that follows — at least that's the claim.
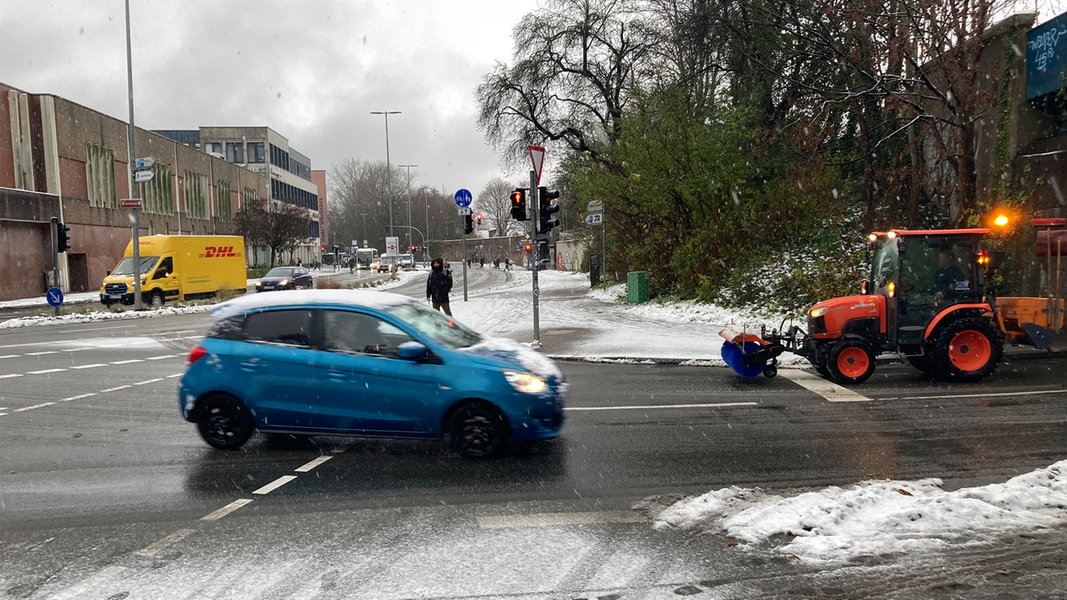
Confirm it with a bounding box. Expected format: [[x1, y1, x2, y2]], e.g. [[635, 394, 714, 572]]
[[386, 302, 481, 349], [110, 256, 158, 277], [264, 267, 296, 277]]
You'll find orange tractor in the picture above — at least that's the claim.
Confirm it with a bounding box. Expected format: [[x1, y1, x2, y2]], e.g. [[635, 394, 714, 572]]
[[721, 218, 1065, 384]]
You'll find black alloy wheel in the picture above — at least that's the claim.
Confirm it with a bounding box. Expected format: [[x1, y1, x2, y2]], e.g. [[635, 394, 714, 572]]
[[196, 394, 255, 450], [448, 401, 508, 459]]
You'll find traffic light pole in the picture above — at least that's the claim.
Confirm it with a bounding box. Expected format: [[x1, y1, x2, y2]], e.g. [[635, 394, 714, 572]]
[[50, 217, 60, 317], [530, 170, 540, 347]]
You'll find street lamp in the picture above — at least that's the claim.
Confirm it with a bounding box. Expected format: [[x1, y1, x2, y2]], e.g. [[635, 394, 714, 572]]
[[370, 110, 401, 237], [398, 164, 417, 252]]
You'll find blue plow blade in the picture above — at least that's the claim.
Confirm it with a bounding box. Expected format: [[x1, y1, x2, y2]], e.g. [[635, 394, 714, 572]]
[[721, 340, 767, 378]]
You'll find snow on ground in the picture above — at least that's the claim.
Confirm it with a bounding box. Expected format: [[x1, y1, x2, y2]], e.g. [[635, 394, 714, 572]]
[[2, 268, 1064, 567]]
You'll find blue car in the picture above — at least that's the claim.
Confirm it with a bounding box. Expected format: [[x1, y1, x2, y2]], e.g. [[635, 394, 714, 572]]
[[178, 289, 566, 457]]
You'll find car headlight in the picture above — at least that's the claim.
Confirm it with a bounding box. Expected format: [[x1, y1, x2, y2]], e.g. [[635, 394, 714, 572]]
[[279, 278, 289, 286], [810, 306, 828, 318], [503, 370, 547, 394]]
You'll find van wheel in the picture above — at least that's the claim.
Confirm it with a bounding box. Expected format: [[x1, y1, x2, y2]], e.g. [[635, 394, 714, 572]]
[[929, 317, 1002, 382], [149, 290, 165, 307], [196, 394, 255, 450], [448, 401, 507, 458], [828, 340, 876, 384]]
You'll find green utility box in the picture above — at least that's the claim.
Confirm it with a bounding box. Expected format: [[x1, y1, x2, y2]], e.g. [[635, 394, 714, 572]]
[[627, 271, 649, 304]]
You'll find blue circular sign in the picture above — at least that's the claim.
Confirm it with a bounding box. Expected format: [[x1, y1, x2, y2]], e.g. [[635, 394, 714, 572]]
[[454, 188, 473, 207], [46, 287, 64, 307]]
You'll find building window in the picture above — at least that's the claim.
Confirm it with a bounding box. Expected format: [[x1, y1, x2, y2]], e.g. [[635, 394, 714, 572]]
[[225, 142, 245, 163], [204, 142, 223, 157], [142, 163, 173, 215], [242, 186, 259, 210], [85, 143, 116, 208], [217, 179, 232, 222], [247, 142, 265, 163], [184, 170, 210, 219]]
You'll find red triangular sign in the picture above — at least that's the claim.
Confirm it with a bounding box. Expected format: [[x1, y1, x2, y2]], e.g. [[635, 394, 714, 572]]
[[529, 145, 545, 184]]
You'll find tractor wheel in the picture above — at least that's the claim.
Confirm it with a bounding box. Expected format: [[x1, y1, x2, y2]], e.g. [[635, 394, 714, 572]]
[[828, 340, 876, 385], [929, 317, 1002, 382]]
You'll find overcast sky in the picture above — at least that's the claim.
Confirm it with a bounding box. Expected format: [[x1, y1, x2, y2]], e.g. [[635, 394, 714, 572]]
[[3, 1, 1065, 203], [0, 0, 544, 198]]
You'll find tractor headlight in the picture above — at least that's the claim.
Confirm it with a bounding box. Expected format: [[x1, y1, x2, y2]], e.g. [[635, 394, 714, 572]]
[[810, 307, 828, 318], [504, 370, 547, 394]]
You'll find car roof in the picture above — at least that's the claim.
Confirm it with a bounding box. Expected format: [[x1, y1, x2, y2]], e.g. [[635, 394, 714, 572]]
[[211, 289, 415, 320]]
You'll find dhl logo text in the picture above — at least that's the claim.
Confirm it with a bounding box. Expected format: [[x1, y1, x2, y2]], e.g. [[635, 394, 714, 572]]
[[201, 246, 239, 258]]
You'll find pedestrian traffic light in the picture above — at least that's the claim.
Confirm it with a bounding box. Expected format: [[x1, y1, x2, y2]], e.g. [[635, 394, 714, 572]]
[[538, 187, 560, 234], [510, 188, 528, 221], [56, 222, 71, 253], [464, 213, 473, 234]]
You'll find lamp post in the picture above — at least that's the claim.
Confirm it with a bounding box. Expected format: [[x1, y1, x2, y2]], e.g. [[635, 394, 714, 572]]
[[370, 110, 401, 237], [398, 164, 417, 252]]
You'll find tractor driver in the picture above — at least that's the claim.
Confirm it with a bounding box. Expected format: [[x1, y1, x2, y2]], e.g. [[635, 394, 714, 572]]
[[929, 248, 965, 305]]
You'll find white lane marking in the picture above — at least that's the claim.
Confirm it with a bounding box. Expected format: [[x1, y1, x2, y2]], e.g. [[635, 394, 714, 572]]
[[295, 456, 333, 473], [0, 373, 24, 379], [110, 359, 144, 365], [101, 385, 132, 392], [134, 378, 165, 385], [26, 351, 59, 356], [135, 528, 197, 557], [28, 368, 66, 375], [478, 511, 648, 529], [201, 498, 253, 521], [71, 363, 107, 369], [252, 475, 299, 495], [62, 393, 97, 402], [166, 373, 182, 379], [779, 368, 873, 402], [566, 401, 756, 412], [48, 565, 128, 600], [893, 389, 1067, 401], [146, 354, 182, 360], [0, 354, 17, 359], [13, 402, 55, 412]]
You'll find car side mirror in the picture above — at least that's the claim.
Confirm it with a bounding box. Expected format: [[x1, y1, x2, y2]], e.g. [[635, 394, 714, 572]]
[[397, 341, 429, 361]]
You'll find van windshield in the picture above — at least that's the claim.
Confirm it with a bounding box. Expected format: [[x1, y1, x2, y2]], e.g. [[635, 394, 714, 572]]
[[111, 256, 159, 277]]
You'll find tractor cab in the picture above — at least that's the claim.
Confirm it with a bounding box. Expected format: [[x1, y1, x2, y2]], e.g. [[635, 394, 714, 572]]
[[869, 229, 988, 352]]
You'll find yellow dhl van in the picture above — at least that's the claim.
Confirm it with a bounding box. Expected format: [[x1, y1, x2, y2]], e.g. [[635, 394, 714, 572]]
[[100, 235, 247, 307]]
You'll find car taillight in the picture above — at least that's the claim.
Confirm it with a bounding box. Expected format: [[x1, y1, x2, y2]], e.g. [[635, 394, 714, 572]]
[[188, 346, 208, 365]]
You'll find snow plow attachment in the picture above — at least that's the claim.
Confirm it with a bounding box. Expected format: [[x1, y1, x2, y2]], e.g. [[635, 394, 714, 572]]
[[719, 327, 785, 378]]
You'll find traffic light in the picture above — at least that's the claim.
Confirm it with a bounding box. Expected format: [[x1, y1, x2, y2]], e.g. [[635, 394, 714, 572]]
[[56, 222, 71, 253], [523, 241, 533, 253], [464, 213, 473, 234], [476, 213, 483, 227], [538, 187, 560, 234], [510, 188, 528, 220]]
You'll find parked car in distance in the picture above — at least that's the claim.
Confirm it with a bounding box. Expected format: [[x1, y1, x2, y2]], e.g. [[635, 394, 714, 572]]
[[399, 253, 415, 269], [178, 289, 567, 457], [377, 255, 395, 273], [254, 266, 313, 292]]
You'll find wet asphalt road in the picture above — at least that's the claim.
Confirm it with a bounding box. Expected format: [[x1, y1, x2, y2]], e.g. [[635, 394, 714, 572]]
[[1, 272, 1065, 599]]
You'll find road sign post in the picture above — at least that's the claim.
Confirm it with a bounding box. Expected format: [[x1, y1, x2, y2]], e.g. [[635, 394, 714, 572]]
[[454, 189, 473, 301]]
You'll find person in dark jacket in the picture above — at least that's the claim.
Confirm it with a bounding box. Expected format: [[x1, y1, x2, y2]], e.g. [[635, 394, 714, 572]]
[[426, 257, 453, 316]]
